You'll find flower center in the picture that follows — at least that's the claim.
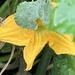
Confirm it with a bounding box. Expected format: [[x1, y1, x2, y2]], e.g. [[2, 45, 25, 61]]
[[35, 18, 48, 32], [36, 18, 42, 26]]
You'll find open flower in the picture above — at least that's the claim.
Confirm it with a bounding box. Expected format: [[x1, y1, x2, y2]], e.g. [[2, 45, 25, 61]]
[[0, 15, 75, 70]]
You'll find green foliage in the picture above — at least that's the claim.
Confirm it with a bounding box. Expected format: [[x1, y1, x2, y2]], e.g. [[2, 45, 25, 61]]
[[49, 0, 75, 40], [0, 43, 12, 53], [0, 0, 18, 18], [51, 54, 75, 75], [10, 0, 18, 14], [35, 45, 53, 75], [49, 1, 75, 74], [0, 43, 18, 62], [15, 0, 52, 30]]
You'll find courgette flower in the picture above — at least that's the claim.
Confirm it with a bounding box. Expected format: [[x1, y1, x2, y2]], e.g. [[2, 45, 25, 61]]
[[0, 15, 75, 70]]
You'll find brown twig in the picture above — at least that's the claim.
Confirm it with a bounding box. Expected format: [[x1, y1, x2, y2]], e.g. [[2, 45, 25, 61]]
[[0, 45, 15, 75]]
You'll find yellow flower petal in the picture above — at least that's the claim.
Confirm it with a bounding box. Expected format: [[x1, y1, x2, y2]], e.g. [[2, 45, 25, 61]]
[[49, 32, 75, 55], [0, 15, 32, 46], [23, 29, 50, 70], [63, 34, 73, 41]]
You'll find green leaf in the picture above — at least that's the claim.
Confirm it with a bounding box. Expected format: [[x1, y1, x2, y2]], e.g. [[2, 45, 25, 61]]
[[10, 0, 18, 14], [49, 0, 75, 40], [15, 0, 52, 30], [51, 54, 75, 75], [54, 0, 75, 26], [0, 43, 12, 53], [35, 45, 53, 75]]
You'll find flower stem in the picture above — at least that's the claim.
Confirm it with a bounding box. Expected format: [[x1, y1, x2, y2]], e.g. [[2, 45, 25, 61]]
[[35, 44, 53, 75]]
